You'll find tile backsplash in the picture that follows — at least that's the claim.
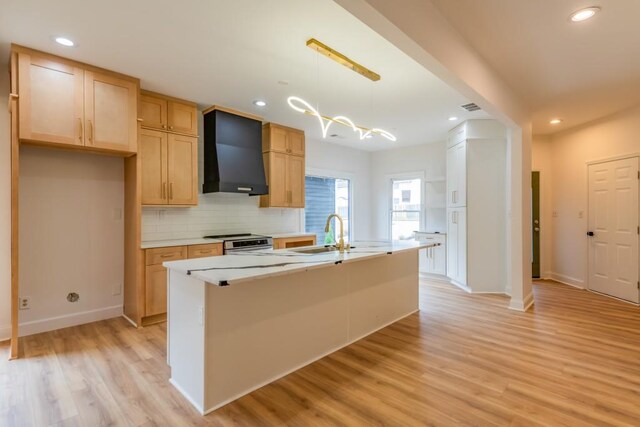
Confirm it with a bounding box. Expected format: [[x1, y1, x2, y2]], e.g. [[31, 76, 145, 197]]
[[142, 193, 302, 241]]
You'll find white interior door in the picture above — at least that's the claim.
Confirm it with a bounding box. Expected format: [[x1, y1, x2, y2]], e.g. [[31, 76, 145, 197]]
[[587, 157, 639, 303]]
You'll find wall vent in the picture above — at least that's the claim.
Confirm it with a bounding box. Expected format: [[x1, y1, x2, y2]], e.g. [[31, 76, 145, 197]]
[[461, 102, 481, 112]]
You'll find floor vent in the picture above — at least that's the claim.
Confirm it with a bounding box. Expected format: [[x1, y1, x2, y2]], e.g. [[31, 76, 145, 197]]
[[461, 102, 481, 112]]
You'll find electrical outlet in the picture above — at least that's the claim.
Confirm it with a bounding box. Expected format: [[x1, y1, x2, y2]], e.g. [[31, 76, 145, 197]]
[[553, 210, 558, 218], [112, 283, 122, 296], [19, 296, 31, 310], [112, 208, 122, 221]]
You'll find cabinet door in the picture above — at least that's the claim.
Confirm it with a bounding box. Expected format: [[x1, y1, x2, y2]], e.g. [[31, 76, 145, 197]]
[[432, 240, 447, 276], [168, 101, 198, 135], [140, 129, 168, 205], [84, 70, 138, 152], [288, 131, 305, 156], [145, 264, 168, 317], [265, 152, 288, 207], [167, 134, 198, 205], [446, 209, 458, 280], [456, 209, 467, 286], [455, 141, 467, 207], [446, 146, 457, 207], [287, 154, 305, 208], [18, 53, 84, 146], [140, 94, 168, 130], [268, 126, 288, 153]]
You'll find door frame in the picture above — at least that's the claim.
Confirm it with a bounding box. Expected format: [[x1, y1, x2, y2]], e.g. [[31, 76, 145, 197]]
[[585, 153, 640, 299], [531, 171, 541, 278]]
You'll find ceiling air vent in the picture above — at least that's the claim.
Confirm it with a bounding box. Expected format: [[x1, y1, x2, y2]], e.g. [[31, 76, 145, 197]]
[[461, 102, 481, 112]]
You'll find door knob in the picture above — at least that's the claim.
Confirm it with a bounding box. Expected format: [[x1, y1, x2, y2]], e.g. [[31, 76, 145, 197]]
[[587, 231, 595, 237]]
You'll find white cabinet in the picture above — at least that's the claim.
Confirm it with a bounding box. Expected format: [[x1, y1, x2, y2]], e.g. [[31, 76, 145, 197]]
[[445, 120, 506, 293], [446, 140, 466, 207], [416, 233, 446, 276], [446, 208, 467, 286]]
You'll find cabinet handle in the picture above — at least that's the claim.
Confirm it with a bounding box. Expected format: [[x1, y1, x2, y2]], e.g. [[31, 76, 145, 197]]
[[168, 125, 173, 131], [169, 183, 173, 200], [87, 120, 93, 144], [160, 254, 174, 258], [287, 190, 292, 204], [162, 182, 167, 200], [162, 124, 167, 129], [77, 118, 83, 142]]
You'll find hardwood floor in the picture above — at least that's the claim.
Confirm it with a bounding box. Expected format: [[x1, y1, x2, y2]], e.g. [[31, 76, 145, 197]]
[[2, 279, 640, 426]]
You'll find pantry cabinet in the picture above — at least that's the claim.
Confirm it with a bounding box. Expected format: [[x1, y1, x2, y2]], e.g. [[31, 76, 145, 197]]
[[17, 50, 138, 154], [261, 123, 306, 208], [445, 120, 506, 293]]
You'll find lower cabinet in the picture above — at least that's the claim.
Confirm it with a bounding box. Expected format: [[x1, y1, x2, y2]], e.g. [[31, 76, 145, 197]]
[[446, 208, 467, 287], [273, 235, 316, 249], [142, 243, 222, 325], [416, 233, 446, 276]]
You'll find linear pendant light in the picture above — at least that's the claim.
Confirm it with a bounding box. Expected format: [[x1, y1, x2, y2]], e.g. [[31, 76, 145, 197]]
[[306, 38, 381, 82]]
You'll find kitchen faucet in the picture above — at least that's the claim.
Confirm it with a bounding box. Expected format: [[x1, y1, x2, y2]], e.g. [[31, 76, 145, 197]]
[[325, 213, 350, 252]]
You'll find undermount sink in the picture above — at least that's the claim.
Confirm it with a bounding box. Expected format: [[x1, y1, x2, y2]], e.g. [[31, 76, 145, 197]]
[[290, 246, 339, 254]]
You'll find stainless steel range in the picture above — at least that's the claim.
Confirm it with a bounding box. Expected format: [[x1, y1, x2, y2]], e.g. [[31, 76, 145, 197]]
[[204, 233, 273, 254]]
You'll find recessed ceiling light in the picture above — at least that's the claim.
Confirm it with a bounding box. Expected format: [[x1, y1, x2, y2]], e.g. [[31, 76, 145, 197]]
[[253, 100, 267, 107], [55, 37, 75, 47], [549, 118, 563, 125], [448, 116, 458, 121], [570, 7, 600, 22]]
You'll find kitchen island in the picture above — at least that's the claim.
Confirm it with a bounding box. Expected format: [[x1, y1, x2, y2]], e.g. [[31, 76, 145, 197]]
[[164, 240, 435, 414]]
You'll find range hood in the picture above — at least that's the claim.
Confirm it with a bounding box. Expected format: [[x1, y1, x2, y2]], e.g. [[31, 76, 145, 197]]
[[203, 108, 268, 195]]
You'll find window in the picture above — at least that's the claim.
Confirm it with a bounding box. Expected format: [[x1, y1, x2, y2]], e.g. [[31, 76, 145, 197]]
[[390, 178, 422, 240], [305, 176, 351, 244]]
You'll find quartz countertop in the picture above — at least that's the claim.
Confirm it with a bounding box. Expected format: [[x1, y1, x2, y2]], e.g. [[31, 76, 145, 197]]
[[265, 232, 316, 239], [141, 238, 223, 249], [164, 240, 437, 286]]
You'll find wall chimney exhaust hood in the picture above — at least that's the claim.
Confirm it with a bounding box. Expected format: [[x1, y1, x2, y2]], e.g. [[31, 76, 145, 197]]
[[203, 107, 268, 196]]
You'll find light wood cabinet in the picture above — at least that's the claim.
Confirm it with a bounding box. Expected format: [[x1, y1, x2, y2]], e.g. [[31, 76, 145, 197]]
[[17, 50, 138, 154], [261, 123, 306, 208], [140, 91, 198, 136], [142, 243, 222, 324], [139, 92, 199, 207], [273, 235, 316, 249], [262, 123, 305, 155]]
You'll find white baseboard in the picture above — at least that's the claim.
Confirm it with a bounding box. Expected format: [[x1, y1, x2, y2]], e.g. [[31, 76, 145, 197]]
[[449, 279, 472, 293], [549, 272, 585, 289], [419, 273, 450, 283], [509, 291, 535, 312], [17, 305, 123, 337]]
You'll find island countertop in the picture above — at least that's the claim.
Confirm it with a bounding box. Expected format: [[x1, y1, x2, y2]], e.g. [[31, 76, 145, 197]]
[[164, 240, 437, 286]]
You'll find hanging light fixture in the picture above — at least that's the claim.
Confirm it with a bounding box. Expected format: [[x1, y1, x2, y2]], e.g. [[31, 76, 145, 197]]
[[287, 96, 396, 142]]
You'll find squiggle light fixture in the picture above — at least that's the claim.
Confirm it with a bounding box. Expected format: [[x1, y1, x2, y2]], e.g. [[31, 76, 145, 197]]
[[287, 96, 396, 142]]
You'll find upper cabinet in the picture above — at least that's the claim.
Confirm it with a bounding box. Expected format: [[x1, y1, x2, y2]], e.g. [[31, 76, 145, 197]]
[[15, 46, 139, 155], [260, 123, 306, 208], [140, 91, 198, 136], [139, 91, 199, 207]]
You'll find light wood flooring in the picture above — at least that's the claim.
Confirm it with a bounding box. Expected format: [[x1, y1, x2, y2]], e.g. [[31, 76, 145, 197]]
[[2, 279, 640, 426]]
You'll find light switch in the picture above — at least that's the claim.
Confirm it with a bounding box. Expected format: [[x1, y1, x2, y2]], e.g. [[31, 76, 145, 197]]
[[552, 210, 558, 218], [578, 210, 584, 219]]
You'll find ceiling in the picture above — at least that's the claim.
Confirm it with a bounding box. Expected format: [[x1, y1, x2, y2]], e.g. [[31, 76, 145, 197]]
[[0, 0, 488, 151], [431, 0, 640, 134]]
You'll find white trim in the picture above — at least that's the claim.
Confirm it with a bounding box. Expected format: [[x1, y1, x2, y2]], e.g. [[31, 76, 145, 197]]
[[169, 378, 206, 415], [449, 278, 472, 293], [198, 309, 419, 415], [387, 171, 426, 240], [587, 289, 640, 306], [509, 291, 534, 312], [586, 152, 640, 166], [18, 305, 123, 337], [549, 272, 585, 289]]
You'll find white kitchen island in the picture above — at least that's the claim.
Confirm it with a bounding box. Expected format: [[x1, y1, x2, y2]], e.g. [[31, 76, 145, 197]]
[[164, 240, 434, 414]]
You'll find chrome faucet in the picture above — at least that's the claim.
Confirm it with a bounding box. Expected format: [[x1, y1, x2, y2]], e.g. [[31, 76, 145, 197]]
[[324, 213, 350, 252]]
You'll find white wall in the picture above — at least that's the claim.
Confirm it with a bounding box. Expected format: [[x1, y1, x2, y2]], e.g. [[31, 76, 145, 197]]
[[305, 139, 372, 241], [18, 146, 125, 337], [0, 71, 11, 341], [370, 142, 446, 239], [535, 105, 640, 288]]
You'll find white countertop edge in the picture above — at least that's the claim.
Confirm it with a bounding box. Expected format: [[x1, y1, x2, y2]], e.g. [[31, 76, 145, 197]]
[[414, 231, 447, 235], [165, 242, 438, 286], [265, 232, 317, 239]]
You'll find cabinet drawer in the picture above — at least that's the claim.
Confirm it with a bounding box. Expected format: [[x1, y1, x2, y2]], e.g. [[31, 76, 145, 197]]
[[188, 243, 223, 259], [146, 246, 187, 265]]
